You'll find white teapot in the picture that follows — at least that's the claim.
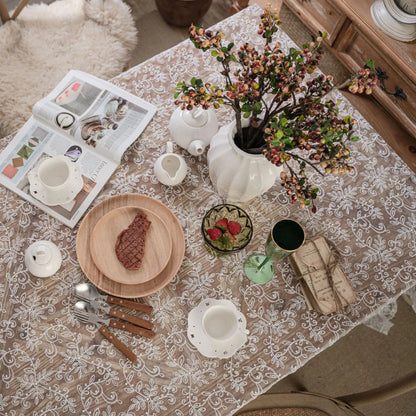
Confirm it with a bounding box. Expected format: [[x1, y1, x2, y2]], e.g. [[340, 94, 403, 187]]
[[154, 141, 188, 186], [168, 107, 218, 156]]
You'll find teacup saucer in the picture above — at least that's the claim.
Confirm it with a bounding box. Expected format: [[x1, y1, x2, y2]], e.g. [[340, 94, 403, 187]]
[[187, 298, 249, 359], [28, 163, 83, 206]]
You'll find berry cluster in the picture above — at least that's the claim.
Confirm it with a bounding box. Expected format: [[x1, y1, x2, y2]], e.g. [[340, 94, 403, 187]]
[[206, 218, 242, 249], [348, 66, 378, 95]]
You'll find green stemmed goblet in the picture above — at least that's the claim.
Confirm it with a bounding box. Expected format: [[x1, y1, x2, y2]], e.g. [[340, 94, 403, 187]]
[[244, 218, 305, 284]]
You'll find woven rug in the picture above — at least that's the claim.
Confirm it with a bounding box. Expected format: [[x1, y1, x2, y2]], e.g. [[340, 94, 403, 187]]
[[0, 0, 137, 137]]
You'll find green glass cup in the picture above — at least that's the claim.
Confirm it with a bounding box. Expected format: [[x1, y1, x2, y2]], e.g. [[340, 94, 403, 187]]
[[244, 218, 305, 284]]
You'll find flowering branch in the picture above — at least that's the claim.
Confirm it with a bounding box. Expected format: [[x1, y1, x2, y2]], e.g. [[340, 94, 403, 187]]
[[173, 6, 378, 211]]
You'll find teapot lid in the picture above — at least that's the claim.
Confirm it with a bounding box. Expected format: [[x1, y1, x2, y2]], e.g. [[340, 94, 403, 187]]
[[181, 108, 208, 128], [24, 241, 62, 278]]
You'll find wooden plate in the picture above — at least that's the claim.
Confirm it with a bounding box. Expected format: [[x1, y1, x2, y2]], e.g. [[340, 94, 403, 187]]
[[89, 206, 172, 285], [76, 194, 185, 298]]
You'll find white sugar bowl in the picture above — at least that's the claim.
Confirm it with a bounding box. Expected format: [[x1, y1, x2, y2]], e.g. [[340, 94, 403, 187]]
[[168, 107, 218, 156], [24, 241, 62, 278]]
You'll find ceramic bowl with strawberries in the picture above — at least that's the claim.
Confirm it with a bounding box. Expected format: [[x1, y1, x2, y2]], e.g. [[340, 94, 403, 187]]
[[201, 204, 253, 254]]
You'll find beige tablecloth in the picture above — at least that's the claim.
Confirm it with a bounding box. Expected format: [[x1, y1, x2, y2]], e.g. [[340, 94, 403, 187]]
[[1, 5, 416, 415]]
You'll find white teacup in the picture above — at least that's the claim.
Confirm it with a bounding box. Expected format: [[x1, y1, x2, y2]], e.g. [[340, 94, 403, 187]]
[[28, 155, 84, 206], [154, 141, 187, 186], [202, 304, 239, 342]]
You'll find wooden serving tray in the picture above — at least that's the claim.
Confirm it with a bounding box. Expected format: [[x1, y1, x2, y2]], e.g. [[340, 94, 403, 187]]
[[76, 194, 185, 298], [89, 206, 172, 285]]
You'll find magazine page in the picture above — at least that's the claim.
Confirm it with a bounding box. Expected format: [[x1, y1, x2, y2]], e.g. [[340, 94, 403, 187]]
[[0, 118, 117, 228], [32, 70, 157, 162]]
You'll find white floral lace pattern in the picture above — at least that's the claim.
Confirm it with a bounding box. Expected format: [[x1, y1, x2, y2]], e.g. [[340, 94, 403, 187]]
[[0, 5, 415, 415]]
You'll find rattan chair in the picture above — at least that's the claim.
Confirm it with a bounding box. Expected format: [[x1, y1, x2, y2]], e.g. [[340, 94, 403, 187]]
[[234, 371, 416, 416]]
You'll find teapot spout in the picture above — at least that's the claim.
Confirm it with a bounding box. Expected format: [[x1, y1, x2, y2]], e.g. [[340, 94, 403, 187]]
[[187, 140, 206, 156]]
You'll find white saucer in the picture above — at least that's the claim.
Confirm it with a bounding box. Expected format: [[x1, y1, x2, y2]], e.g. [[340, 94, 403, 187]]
[[187, 298, 249, 359]]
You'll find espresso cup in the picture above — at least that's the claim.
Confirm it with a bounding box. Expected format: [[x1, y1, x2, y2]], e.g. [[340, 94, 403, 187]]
[[38, 156, 71, 190], [202, 304, 239, 342], [28, 155, 84, 206]]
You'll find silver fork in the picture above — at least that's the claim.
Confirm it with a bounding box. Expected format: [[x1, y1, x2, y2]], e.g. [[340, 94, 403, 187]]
[[74, 301, 155, 339], [74, 302, 137, 362]]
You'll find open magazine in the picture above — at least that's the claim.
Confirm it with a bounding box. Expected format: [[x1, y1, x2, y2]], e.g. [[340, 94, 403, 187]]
[[0, 70, 157, 228]]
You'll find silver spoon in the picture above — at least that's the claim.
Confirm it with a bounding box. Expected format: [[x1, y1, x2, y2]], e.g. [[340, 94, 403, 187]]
[[74, 282, 153, 314], [74, 301, 155, 339], [74, 301, 137, 362]]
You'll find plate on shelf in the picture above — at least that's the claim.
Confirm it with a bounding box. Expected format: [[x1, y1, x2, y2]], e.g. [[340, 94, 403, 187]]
[[89, 206, 172, 285], [76, 193, 185, 298]]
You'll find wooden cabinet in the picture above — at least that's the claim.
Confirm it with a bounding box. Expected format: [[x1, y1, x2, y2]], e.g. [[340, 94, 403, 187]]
[[283, 0, 416, 171]]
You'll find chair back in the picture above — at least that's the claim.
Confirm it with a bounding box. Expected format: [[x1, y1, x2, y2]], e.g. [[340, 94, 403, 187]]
[[235, 371, 416, 416]]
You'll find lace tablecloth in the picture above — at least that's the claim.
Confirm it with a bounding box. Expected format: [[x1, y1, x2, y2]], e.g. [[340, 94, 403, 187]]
[[1, 5, 416, 415]]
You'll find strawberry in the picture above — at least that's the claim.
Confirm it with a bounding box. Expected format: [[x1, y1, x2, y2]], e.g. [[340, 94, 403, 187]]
[[206, 228, 221, 241], [228, 221, 241, 235], [215, 218, 228, 232], [220, 231, 235, 248]]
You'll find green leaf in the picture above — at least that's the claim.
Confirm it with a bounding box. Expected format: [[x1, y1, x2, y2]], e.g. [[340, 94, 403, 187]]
[[227, 42, 234, 51], [174, 91, 180, 99], [243, 112, 251, 118], [211, 50, 218, 57], [191, 77, 196, 86], [304, 200, 311, 206], [280, 117, 288, 127], [365, 59, 375, 68], [351, 136, 360, 142], [242, 103, 252, 112], [276, 130, 284, 139], [253, 102, 262, 112]]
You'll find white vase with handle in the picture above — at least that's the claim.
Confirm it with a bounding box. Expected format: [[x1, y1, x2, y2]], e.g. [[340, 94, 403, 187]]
[[207, 120, 282, 203]]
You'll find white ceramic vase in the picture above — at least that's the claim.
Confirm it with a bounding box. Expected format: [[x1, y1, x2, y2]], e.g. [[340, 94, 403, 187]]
[[207, 120, 282, 203]]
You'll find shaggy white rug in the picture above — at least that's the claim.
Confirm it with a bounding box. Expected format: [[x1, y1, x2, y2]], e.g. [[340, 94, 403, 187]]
[[0, 0, 137, 137]]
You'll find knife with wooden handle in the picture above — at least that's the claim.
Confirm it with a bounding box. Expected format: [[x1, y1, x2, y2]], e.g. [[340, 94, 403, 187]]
[[106, 296, 153, 314], [99, 326, 137, 362], [108, 319, 155, 338], [107, 307, 154, 330], [94, 301, 154, 330]]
